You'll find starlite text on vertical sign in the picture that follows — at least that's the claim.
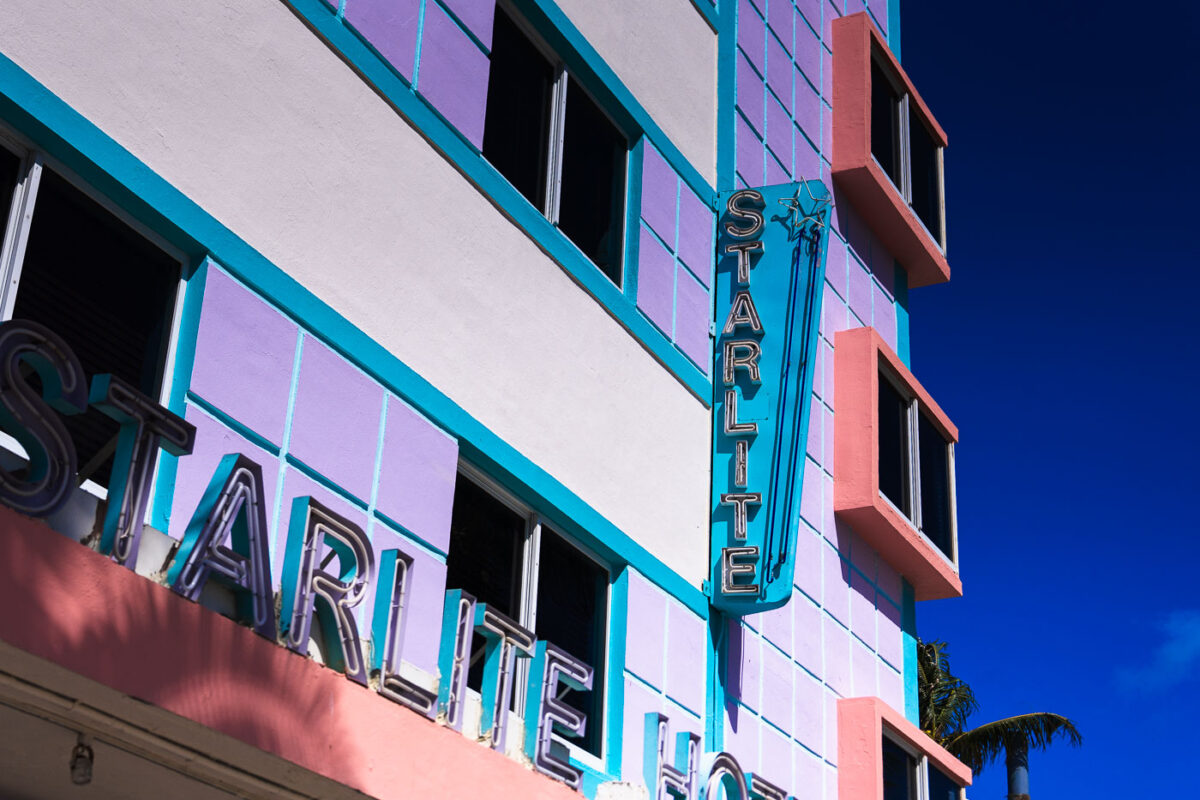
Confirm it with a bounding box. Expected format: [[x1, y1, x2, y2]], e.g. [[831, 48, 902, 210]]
[[710, 182, 831, 614]]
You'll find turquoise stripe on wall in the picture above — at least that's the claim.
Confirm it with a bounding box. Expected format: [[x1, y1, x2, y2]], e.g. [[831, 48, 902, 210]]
[[902, 579, 919, 724], [150, 257, 210, 530], [894, 262, 911, 367], [688, 0, 720, 32]]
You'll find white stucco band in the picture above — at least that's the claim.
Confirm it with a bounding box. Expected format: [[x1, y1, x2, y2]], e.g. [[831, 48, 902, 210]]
[[557, 0, 718, 184], [1, 0, 712, 584]]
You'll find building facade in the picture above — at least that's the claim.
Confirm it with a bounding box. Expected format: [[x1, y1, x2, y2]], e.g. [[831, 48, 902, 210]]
[[0, 1, 970, 798]]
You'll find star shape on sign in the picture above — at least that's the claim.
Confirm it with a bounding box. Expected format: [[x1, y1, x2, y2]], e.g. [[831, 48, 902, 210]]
[[778, 178, 831, 240]]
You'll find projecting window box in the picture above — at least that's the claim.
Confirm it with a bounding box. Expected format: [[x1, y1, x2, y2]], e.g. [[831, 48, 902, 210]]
[[838, 697, 972, 800], [832, 12, 949, 288], [834, 327, 961, 600]]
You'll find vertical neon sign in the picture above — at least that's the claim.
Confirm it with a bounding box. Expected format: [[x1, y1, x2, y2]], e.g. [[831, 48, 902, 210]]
[[710, 181, 831, 614]]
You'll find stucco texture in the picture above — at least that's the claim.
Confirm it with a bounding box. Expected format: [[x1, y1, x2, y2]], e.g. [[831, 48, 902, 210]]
[[0, 0, 711, 584]]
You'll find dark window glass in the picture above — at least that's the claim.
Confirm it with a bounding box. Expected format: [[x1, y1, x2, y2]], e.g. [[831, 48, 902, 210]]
[[878, 376, 910, 516], [918, 412, 953, 560], [13, 169, 177, 488], [482, 8, 554, 212], [0, 146, 20, 235], [928, 764, 961, 800], [445, 475, 525, 691], [881, 736, 917, 800], [558, 76, 626, 286], [909, 117, 942, 244], [535, 527, 607, 755], [870, 60, 902, 188]]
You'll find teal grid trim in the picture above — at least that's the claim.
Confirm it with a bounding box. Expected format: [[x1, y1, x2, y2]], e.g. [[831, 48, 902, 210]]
[[606, 568, 631, 777], [901, 579, 919, 724], [150, 256, 211, 531], [894, 263, 911, 367], [689, 0, 720, 32]]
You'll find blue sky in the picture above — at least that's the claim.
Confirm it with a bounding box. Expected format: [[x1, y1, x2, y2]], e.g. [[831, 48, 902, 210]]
[[899, 0, 1199, 795]]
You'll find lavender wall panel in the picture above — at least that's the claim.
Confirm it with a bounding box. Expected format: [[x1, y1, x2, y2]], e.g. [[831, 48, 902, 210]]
[[640, 144, 678, 244], [676, 185, 713, 286], [376, 394, 459, 553], [665, 600, 706, 713], [190, 268, 297, 446], [440, 0, 495, 49], [673, 266, 711, 371], [288, 337, 384, 504], [636, 225, 675, 336], [625, 570, 668, 687], [344, 0, 421, 80], [417, 2, 490, 149]]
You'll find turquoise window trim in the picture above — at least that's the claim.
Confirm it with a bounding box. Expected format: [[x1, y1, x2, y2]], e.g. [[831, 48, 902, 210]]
[[887, 0, 902, 61], [622, 138, 645, 303], [705, 610, 726, 751], [150, 257, 210, 531], [715, 0, 737, 191], [0, 50, 710, 618], [894, 262, 911, 367], [901, 579, 919, 724], [286, 0, 713, 405], [688, 0, 720, 33], [604, 567, 630, 777]]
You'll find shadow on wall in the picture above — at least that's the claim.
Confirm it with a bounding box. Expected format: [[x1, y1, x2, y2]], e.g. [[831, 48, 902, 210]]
[[0, 507, 367, 791]]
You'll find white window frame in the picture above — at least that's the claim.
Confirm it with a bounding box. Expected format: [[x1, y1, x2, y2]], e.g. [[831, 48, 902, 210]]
[[454, 461, 611, 769], [884, 727, 966, 800], [0, 124, 190, 505], [878, 365, 959, 567], [489, 3, 629, 289], [870, 53, 947, 254]]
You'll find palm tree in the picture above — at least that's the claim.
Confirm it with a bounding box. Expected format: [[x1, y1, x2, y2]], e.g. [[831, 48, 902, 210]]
[[917, 639, 1082, 799]]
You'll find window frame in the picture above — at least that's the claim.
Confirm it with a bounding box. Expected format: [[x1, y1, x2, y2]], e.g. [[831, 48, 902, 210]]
[[877, 363, 958, 566], [451, 461, 612, 767], [831, 12, 950, 288], [483, 3, 630, 290], [882, 727, 965, 800], [833, 327, 961, 601], [868, 52, 946, 252], [838, 696, 972, 800], [0, 124, 190, 502]]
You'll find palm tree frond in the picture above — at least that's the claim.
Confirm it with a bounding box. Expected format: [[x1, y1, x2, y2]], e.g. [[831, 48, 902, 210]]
[[917, 639, 978, 741], [944, 713, 1082, 774]]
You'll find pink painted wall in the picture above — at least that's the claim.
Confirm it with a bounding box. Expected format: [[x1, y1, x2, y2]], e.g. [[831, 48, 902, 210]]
[[0, 507, 576, 800]]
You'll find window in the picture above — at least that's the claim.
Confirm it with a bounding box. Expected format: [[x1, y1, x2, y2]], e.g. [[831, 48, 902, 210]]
[[0, 136, 182, 491], [833, 327, 960, 600], [482, 6, 627, 287], [878, 367, 956, 562], [838, 697, 971, 800], [831, 12, 949, 288], [869, 57, 944, 247], [445, 466, 609, 756], [882, 732, 964, 800]]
